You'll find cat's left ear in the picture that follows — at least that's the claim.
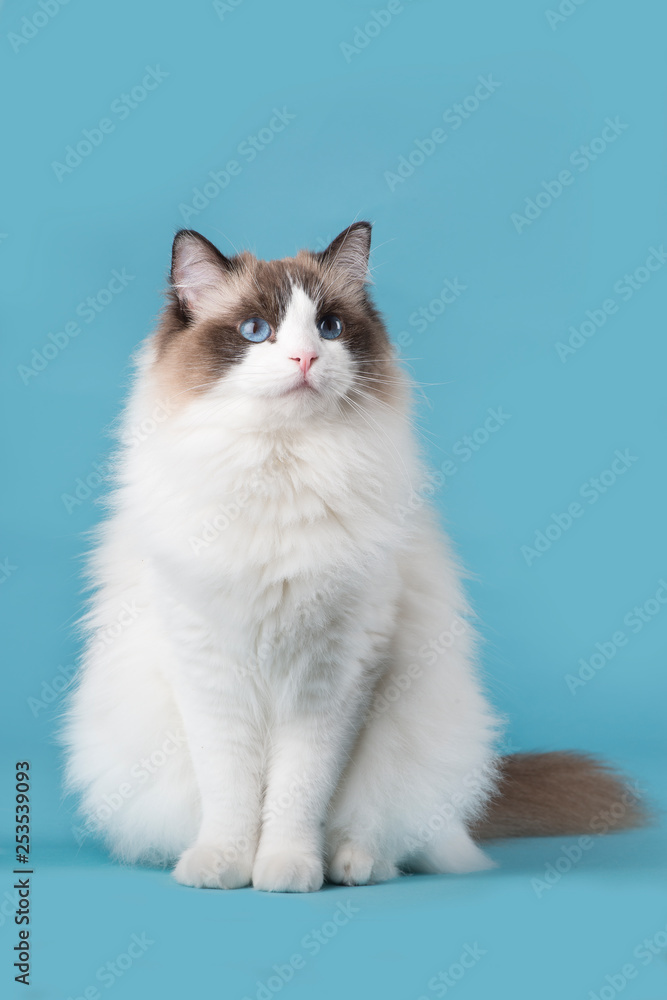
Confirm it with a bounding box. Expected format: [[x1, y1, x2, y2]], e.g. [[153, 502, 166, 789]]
[[317, 221, 372, 284]]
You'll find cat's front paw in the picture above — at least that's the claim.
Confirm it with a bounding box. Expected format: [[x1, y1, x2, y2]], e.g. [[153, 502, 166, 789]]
[[252, 850, 324, 893], [328, 844, 399, 886], [173, 842, 254, 889]]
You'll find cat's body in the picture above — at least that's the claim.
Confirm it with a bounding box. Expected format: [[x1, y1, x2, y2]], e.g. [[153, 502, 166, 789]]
[[63, 224, 642, 890]]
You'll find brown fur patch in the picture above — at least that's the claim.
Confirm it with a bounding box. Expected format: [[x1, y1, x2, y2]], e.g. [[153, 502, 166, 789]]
[[152, 226, 395, 404], [472, 752, 649, 840]]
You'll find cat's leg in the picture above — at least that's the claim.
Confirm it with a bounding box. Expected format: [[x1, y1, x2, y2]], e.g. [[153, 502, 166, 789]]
[[326, 709, 405, 886], [327, 542, 500, 885], [326, 674, 498, 886], [327, 844, 400, 886], [327, 733, 495, 886], [165, 608, 265, 889], [170, 665, 264, 888], [252, 682, 359, 893], [327, 642, 495, 885]]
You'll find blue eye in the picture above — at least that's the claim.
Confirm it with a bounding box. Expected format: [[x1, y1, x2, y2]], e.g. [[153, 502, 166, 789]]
[[317, 315, 343, 340], [239, 317, 272, 342]]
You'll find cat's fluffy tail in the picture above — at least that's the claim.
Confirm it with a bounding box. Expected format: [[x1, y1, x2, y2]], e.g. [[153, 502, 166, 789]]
[[472, 751, 648, 840]]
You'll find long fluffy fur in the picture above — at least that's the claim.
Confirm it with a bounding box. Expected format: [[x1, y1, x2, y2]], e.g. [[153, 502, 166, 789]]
[[62, 226, 644, 891]]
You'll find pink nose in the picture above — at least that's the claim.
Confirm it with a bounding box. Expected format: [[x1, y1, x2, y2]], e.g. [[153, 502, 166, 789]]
[[290, 351, 318, 374]]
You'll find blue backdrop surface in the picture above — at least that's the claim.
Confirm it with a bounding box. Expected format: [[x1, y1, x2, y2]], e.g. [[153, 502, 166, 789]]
[[1, 0, 665, 997]]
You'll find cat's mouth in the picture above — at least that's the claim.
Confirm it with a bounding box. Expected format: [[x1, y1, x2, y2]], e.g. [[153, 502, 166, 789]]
[[283, 375, 318, 395]]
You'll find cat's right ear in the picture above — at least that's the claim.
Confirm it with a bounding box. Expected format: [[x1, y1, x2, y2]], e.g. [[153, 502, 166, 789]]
[[170, 230, 234, 320]]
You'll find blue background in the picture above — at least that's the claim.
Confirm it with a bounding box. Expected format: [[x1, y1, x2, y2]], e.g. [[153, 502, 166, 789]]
[[1, 0, 666, 997]]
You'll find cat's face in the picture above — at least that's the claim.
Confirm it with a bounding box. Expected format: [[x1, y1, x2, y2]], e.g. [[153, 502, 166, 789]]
[[153, 223, 397, 425]]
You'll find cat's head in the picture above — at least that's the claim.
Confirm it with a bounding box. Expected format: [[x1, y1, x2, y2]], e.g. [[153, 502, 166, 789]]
[[152, 223, 399, 426]]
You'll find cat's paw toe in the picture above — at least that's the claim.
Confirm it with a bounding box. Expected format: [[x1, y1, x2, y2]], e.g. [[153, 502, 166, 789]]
[[328, 844, 398, 886], [173, 843, 253, 889], [252, 850, 323, 893]]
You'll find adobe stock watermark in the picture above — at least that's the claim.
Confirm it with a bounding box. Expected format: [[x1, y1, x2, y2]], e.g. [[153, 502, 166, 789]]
[[235, 638, 273, 679], [62, 932, 154, 999], [0, 557, 17, 584], [72, 732, 186, 846], [394, 407, 511, 524], [86, 600, 144, 660], [235, 579, 345, 679], [241, 901, 359, 1000], [7, 0, 74, 54], [17, 268, 135, 384], [189, 501, 249, 553], [511, 117, 628, 234], [370, 616, 471, 720], [28, 663, 76, 717], [395, 408, 511, 523], [555, 245, 667, 362], [61, 458, 113, 514], [565, 579, 667, 694], [436, 406, 511, 472], [520, 449, 638, 567], [385, 75, 501, 192], [178, 108, 296, 224], [189, 466, 279, 554], [213, 0, 245, 20], [394, 277, 468, 353], [531, 780, 642, 898], [61, 401, 173, 513], [404, 764, 496, 856], [51, 66, 169, 181], [586, 920, 667, 1000], [340, 0, 413, 62], [191, 775, 312, 887], [416, 943, 486, 999], [545, 0, 589, 31], [121, 399, 174, 448]]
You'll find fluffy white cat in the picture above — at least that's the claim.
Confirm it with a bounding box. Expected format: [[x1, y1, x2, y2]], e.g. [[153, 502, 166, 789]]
[[63, 224, 642, 891]]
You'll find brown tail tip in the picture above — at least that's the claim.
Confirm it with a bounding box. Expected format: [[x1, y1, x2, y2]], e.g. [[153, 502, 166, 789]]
[[471, 751, 649, 841]]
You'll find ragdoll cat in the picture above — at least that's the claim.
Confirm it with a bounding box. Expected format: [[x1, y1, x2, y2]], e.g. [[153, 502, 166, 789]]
[[63, 223, 643, 891]]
